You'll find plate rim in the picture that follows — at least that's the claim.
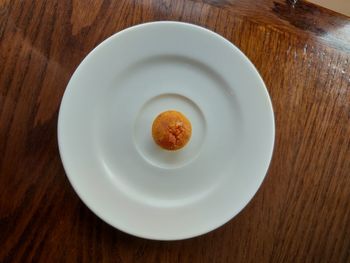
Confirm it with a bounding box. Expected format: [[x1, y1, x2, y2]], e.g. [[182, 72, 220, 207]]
[[57, 21, 275, 240]]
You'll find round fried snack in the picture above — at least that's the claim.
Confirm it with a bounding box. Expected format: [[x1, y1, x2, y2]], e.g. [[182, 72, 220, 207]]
[[152, 110, 192, 151]]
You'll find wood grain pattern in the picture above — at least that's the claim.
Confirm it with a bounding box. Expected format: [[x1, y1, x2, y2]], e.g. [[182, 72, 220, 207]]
[[1, 0, 349, 262]]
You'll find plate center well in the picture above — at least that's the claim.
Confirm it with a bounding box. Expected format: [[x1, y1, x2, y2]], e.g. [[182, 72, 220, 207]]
[[134, 93, 206, 169]]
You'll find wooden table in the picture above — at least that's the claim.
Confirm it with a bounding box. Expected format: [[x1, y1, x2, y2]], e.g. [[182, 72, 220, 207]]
[[1, 0, 349, 262]]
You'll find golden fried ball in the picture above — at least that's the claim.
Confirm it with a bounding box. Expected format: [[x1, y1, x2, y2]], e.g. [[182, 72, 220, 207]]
[[152, 110, 192, 151]]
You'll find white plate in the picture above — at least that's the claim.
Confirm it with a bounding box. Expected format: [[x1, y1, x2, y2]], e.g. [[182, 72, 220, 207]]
[[58, 21, 275, 240]]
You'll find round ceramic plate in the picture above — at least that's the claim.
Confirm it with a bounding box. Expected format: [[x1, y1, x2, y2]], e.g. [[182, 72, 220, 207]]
[[58, 21, 275, 240]]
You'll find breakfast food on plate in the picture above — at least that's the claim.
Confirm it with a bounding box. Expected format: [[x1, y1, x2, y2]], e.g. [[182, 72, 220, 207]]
[[152, 110, 192, 151]]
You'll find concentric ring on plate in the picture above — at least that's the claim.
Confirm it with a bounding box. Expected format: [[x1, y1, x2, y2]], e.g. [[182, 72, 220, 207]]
[[134, 93, 206, 169]]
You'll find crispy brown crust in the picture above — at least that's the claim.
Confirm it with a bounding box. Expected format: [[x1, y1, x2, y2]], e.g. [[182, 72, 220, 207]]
[[152, 110, 192, 151]]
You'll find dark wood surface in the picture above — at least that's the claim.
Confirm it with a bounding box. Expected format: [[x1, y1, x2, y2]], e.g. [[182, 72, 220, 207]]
[[1, 0, 350, 262]]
